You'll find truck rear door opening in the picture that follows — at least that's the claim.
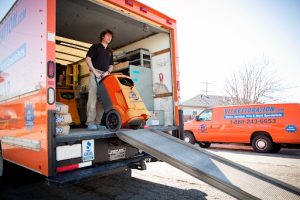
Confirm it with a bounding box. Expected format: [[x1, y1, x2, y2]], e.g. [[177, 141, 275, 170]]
[[55, 0, 176, 132]]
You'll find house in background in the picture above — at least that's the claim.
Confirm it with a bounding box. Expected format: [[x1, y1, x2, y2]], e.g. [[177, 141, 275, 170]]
[[181, 94, 233, 121]]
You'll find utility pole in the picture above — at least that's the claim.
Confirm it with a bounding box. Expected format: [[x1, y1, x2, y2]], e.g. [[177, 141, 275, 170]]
[[201, 82, 212, 96]]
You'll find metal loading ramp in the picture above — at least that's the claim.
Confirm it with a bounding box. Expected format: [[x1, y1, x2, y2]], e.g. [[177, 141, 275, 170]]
[[117, 129, 300, 200]]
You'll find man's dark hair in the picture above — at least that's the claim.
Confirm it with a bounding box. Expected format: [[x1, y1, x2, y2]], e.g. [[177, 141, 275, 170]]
[[100, 29, 113, 41]]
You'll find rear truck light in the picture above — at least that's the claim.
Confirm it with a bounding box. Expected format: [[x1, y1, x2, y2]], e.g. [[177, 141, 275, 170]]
[[167, 19, 173, 25], [140, 7, 147, 13], [47, 60, 55, 78], [47, 87, 55, 105], [56, 161, 92, 173], [144, 125, 149, 129], [125, 0, 133, 7]]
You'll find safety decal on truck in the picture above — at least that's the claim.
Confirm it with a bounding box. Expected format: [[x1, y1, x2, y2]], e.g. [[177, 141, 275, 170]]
[[286, 125, 297, 133], [82, 140, 95, 162], [24, 102, 35, 130], [108, 148, 126, 161]]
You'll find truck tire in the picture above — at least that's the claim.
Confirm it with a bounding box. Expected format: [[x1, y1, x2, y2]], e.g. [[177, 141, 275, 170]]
[[199, 142, 211, 148], [0, 151, 3, 176], [184, 131, 196, 144], [252, 135, 273, 153], [120, 169, 132, 178], [271, 143, 281, 153], [106, 109, 122, 132]]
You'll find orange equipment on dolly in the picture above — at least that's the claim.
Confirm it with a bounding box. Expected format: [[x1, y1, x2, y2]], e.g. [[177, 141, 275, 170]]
[[97, 74, 150, 132]]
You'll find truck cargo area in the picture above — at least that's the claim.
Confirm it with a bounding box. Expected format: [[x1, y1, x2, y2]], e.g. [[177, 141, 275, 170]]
[[55, 0, 176, 134]]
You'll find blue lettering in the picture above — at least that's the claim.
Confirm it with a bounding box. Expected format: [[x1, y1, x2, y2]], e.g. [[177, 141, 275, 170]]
[[0, 8, 27, 44], [0, 43, 26, 71]]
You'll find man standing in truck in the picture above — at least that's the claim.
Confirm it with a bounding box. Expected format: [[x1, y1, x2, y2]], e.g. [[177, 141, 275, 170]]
[[85, 30, 114, 131]]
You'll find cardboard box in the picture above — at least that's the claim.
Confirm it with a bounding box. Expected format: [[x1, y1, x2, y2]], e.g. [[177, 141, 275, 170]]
[[56, 113, 73, 125], [56, 102, 69, 114], [113, 61, 129, 72], [56, 125, 70, 135]]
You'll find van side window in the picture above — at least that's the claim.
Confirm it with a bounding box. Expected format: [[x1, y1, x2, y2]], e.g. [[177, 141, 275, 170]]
[[198, 110, 212, 121]]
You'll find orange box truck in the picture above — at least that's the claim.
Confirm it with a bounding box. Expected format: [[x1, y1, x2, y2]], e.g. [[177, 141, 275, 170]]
[[184, 103, 300, 153], [0, 0, 181, 184]]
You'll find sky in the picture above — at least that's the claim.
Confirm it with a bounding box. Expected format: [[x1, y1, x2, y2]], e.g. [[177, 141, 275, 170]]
[[139, 0, 300, 103], [0, 0, 16, 22]]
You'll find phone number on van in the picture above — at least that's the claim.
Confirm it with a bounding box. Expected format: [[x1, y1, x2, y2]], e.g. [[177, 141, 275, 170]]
[[230, 119, 277, 125]]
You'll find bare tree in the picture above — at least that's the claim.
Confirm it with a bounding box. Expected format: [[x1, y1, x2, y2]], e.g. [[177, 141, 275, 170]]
[[225, 60, 282, 104]]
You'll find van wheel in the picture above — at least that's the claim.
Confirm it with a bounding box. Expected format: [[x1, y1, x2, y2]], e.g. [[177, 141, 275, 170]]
[[106, 110, 122, 132], [199, 142, 211, 148], [271, 143, 281, 153], [184, 131, 195, 144], [252, 135, 273, 153]]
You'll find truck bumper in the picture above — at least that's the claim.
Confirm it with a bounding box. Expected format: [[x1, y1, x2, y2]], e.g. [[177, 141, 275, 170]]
[[46, 154, 150, 186]]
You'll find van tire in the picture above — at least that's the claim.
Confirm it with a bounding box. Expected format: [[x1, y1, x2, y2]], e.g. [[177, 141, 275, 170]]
[[184, 131, 196, 144], [199, 142, 211, 148], [271, 143, 281, 153], [106, 109, 122, 132], [252, 135, 273, 153]]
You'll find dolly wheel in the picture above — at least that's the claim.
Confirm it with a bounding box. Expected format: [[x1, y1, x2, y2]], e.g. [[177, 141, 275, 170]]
[[106, 110, 122, 132]]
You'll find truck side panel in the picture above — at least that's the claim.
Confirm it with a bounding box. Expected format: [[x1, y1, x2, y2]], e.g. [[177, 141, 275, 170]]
[[0, 0, 49, 175]]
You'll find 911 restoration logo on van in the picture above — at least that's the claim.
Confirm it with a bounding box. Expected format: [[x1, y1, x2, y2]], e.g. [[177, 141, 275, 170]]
[[199, 124, 207, 133], [224, 106, 284, 119], [224, 106, 285, 125]]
